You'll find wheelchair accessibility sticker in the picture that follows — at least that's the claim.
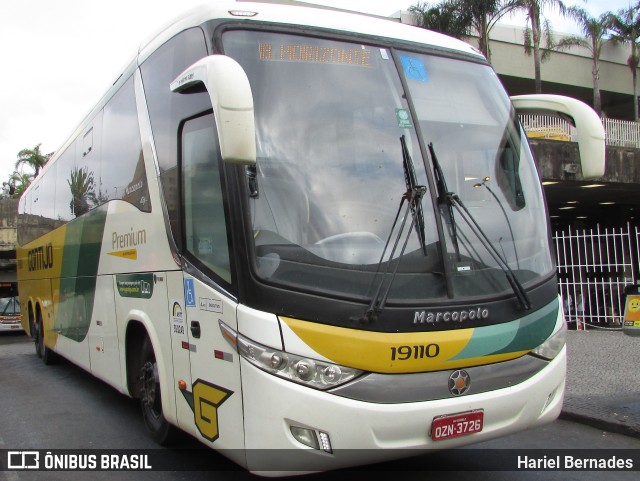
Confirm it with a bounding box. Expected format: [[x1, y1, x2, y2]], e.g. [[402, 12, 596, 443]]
[[184, 278, 196, 307]]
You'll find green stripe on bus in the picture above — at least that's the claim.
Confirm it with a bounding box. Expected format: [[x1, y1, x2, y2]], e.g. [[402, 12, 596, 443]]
[[450, 298, 558, 360], [54, 207, 108, 342]]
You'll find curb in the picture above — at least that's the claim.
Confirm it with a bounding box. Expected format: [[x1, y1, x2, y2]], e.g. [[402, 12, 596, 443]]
[[559, 410, 640, 439]]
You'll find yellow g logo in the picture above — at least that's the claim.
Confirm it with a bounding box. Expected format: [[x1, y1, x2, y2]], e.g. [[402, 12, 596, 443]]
[[193, 379, 232, 442]]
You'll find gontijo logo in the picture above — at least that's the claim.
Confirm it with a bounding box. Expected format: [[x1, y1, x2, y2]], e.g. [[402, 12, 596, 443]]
[[28, 243, 53, 271]]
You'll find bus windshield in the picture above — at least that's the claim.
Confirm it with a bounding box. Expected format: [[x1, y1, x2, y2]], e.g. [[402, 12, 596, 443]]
[[0, 292, 20, 316], [223, 30, 553, 304]]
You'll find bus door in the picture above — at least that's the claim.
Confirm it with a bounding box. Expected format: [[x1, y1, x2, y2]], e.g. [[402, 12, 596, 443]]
[[179, 274, 245, 451]]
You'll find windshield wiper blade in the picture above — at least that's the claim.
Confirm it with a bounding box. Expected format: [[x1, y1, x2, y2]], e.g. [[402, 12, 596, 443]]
[[428, 143, 531, 311], [428, 142, 461, 260], [401, 135, 428, 256], [353, 136, 427, 323], [449, 192, 532, 311]]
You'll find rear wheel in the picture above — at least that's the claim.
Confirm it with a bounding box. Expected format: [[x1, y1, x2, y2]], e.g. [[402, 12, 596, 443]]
[[35, 314, 56, 365], [139, 337, 177, 445], [34, 317, 42, 359]]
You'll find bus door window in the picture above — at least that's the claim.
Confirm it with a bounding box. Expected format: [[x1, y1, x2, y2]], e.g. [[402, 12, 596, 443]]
[[180, 112, 232, 286]]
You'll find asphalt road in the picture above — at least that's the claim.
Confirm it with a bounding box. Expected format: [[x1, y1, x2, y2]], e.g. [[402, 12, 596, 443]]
[[1, 331, 639, 481]]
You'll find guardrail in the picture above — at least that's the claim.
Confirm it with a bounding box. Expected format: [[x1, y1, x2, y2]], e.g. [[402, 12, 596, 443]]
[[519, 114, 640, 149]]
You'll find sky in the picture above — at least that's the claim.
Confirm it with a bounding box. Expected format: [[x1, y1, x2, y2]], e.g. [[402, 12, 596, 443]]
[[0, 0, 630, 183]]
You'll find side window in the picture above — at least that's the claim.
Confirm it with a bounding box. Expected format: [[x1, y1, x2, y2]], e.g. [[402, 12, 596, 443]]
[[181, 113, 232, 285], [38, 162, 57, 231], [140, 27, 210, 249], [55, 143, 78, 220], [102, 76, 150, 211], [56, 113, 102, 222]]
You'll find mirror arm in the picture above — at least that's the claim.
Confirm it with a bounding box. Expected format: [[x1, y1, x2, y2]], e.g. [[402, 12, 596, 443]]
[[511, 94, 605, 179], [171, 55, 256, 165]]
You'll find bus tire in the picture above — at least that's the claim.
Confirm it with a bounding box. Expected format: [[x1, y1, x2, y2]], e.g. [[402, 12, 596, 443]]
[[139, 337, 178, 445], [35, 315, 57, 365]]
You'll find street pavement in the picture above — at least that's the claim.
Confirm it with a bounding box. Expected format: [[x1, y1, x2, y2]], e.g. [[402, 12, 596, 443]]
[[561, 329, 640, 438]]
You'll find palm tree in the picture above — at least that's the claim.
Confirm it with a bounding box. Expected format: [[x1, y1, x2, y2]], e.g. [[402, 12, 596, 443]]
[[465, 0, 520, 63], [556, 7, 614, 116], [409, 1, 473, 40], [15, 143, 51, 177], [8, 171, 33, 198], [67, 166, 96, 217], [610, 2, 640, 121], [515, 0, 568, 93]]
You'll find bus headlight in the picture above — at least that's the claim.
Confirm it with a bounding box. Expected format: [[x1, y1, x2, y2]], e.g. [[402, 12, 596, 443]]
[[236, 334, 363, 390], [530, 321, 567, 360]]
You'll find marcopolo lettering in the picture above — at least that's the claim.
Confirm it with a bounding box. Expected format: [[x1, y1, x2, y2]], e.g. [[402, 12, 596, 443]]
[[413, 307, 489, 324], [28, 243, 54, 271]]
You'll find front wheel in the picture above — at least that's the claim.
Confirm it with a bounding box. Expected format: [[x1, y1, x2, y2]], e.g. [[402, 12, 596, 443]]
[[139, 338, 178, 445]]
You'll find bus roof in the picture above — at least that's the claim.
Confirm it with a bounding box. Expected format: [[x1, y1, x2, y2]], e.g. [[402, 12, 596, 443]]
[[138, 1, 483, 63]]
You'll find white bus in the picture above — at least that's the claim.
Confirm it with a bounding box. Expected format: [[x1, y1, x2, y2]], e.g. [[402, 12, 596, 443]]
[[17, 1, 605, 474]]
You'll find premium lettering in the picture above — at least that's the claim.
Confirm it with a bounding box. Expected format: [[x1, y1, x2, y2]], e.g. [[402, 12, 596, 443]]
[[112, 228, 146, 250]]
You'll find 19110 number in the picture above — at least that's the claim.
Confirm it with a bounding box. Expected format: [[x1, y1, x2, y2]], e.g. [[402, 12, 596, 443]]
[[390, 344, 440, 360]]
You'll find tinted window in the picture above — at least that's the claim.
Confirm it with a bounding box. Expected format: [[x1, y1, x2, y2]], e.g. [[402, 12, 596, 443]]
[[181, 113, 232, 285], [102, 77, 150, 211], [140, 27, 210, 249]]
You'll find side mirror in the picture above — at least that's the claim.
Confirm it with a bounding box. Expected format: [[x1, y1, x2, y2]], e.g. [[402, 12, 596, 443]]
[[171, 55, 256, 165], [510, 94, 605, 179]]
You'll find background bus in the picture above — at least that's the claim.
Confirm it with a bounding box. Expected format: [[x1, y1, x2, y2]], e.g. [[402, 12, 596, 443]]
[[17, 1, 605, 475], [0, 280, 21, 332]]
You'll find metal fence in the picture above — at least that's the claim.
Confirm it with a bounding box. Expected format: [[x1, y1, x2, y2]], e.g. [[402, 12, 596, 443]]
[[553, 223, 640, 330], [519, 114, 576, 141], [603, 117, 640, 148], [519, 115, 640, 149]]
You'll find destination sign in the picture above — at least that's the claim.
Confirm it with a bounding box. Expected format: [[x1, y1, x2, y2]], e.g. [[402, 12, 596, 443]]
[[259, 42, 372, 67]]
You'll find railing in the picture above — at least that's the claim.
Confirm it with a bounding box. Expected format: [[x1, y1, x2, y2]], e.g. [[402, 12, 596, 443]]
[[519, 114, 576, 141], [603, 117, 640, 148], [553, 223, 639, 330], [519, 114, 640, 149]]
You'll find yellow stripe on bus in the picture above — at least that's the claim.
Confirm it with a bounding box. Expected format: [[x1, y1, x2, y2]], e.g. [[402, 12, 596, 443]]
[[280, 317, 528, 373]]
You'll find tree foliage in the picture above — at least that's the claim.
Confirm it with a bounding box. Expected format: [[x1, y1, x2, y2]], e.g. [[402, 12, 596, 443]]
[[464, 0, 520, 62], [610, 1, 640, 121], [409, 1, 473, 39], [555, 6, 614, 116], [516, 0, 569, 93], [15, 143, 51, 178]]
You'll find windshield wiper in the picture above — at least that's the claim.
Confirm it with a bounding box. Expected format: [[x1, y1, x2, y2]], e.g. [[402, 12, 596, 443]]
[[353, 136, 427, 323], [402, 135, 428, 256], [428, 144, 531, 311], [428, 142, 461, 260]]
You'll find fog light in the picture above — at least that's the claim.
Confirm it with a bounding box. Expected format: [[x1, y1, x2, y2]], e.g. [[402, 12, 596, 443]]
[[318, 431, 333, 453], [290, 426, 319, 449]]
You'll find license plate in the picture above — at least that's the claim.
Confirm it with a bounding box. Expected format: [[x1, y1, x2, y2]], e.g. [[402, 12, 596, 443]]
[[431, 410, 483, 441]]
